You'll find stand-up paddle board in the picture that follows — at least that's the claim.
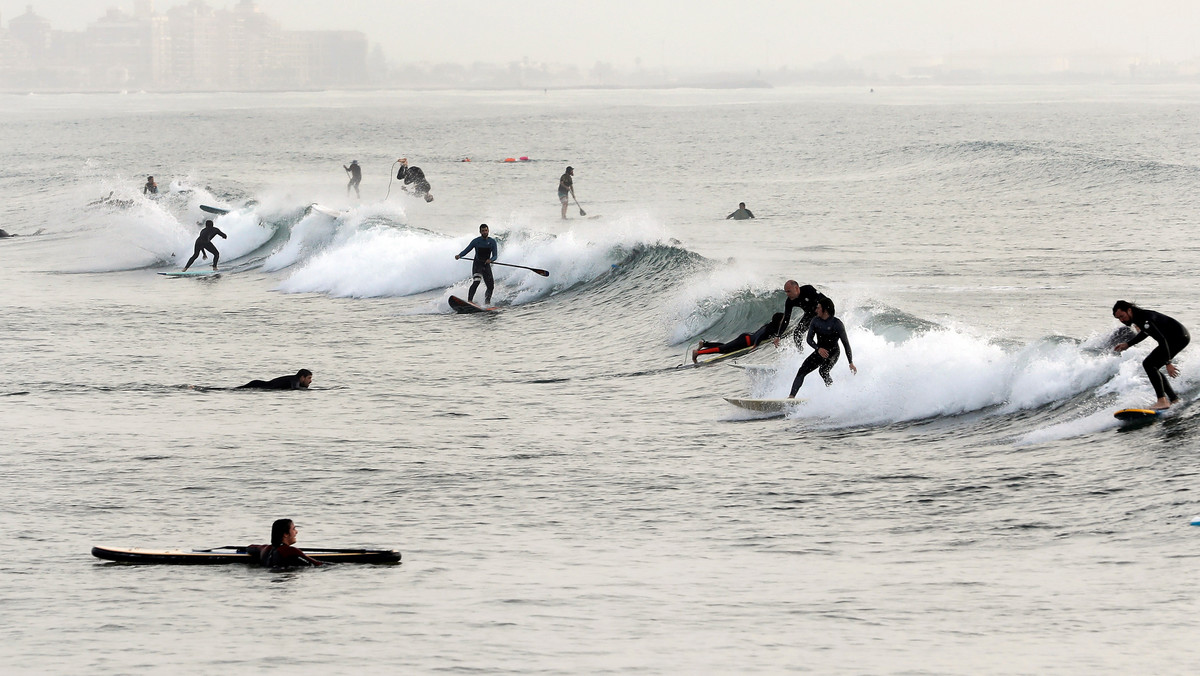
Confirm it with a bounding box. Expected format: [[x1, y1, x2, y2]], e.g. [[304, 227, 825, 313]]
[[91, 545, 401, 565], [159, 270, 220, 277], [724, 398, 803, 413], [199, 205, 230, 215], [449, 295, 498, 314], [1114, 408, 1164, 423]]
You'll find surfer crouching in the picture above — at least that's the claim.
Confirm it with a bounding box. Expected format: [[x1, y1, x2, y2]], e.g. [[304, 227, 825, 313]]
[[238, 369, 313, 390], [1113, 300, 1190, 410], [182, 220, 227, 272]]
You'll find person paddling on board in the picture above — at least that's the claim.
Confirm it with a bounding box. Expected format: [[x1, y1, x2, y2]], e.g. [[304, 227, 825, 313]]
[[256, 519, 325, 567], [237, 369, 313, 390], [726, 202, 755, 220], [692, 312, 785, 363], [1112, 300, 1190, 410], [398, 158, 434, 202], [143, 176, 158, 195], [344, 160, 362, 198], [773, 281, 822, 350], [558, 166, 575, 220], [455, 223, 498, 305], [181, 219, 227, 272], [789, 296, 857, 398]]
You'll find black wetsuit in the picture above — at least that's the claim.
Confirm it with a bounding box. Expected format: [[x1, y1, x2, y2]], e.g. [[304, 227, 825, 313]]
[[345, 163, 362, 197], [0, 229, 10, 238], [399, 165, 431, 196], [238, 374, 308, 390], [254, 544, 315, 567], [790, 315, 853, 397], [697, 314, 785, 356], [183, 223, 227, 270], [779, 286, 820, 349], [457, 236, 499, 304], [726, 208, 755, 220], [1123, 307, 1190, 401]]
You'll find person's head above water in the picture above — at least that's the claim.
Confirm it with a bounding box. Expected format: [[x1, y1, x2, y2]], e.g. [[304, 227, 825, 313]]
[[271, 518, 297, 547], [739, 202, 746, 208], [296, 369, 312, 388], [147, 176, 154, 181]]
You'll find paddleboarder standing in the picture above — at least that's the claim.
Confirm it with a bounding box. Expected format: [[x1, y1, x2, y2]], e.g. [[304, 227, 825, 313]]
[[558, 166, 575, 220], [344, 160, 362, 198], [455, 223, 499, 305], [1113, 300, 1190, 410]]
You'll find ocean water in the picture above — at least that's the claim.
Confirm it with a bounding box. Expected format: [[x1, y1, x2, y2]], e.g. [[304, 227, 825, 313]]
[[2, 85, 1200, 673]]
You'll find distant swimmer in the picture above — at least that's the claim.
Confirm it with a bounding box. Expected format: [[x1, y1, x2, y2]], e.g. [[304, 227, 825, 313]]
[[455, 223, 498, 305], [398, 158, 434, 202], [726, 202, 755, 220], [237, 369, 313, 390], [255, 519, 325, 567], [693, 313, 785, 363], [143, 176, 158, 195], [773, 281, 821, 350], [344, 160, 362, 198], [558, 166, 575, 219], [788, 296, 857, 398], [181, 219, 227, 272], [1113, 300, 1190, 410]]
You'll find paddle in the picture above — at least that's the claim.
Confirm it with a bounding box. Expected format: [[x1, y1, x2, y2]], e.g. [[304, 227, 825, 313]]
[[459, 257, 549, 277], [573, 196, 586, 216]]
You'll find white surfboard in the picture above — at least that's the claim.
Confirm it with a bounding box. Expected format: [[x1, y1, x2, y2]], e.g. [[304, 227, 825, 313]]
[[310, 203, 346, 218], [723, 397, 803, 413], [159, 270, 220, 277]]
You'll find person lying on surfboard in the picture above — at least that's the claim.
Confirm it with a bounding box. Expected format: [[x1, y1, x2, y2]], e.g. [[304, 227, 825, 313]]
[[253, 519, 325, 567], [181, 219, 227, 272], [237, 369, 312, 390], [692, 312, 785, 363], [789, 296, 857, 398], [1113, 300, 1190, 410], [773, 281, 821, 350], [455, 223, 498, 305]]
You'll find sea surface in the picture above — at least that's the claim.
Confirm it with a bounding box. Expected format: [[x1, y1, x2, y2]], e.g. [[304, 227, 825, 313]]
[[2, 85, 1199, 673]]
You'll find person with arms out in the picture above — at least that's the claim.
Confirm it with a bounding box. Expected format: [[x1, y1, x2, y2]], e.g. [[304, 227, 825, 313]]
[[558, 166, 575, 220], [773, 280, 821, 350], [726, 202, 754, 220], [344, 160, 362, 198], [256, 519, 325, 567], [789, 296, 857, 398], [143, 176, 158, 195], [237, 369, 313, 390], [398, 158, 434, 202], [181, 219, 227, 272], [455, 224, 498, 305], [692, 313, 784, 363], [1113, 300, 1190, 409]]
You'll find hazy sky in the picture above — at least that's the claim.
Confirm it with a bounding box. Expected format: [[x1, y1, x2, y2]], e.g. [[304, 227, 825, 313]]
[[5, 0, 1199, 69]]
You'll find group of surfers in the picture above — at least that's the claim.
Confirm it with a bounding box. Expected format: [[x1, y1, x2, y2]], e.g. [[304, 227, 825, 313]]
[[694, 282, 1189, 410]]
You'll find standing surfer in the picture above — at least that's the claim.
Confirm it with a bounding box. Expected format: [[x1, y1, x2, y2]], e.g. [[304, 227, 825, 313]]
[[789, 296, 857, 398], [773, 281, 822, 350], [181, 219, 227, 272], [1112, 300, 1190, 410], [455, 223, 499, 305], [558, 166, 575, 220], [344, 160, 362, 198]]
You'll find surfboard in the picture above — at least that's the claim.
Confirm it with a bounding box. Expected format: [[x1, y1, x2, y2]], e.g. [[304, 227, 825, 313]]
[[199, 204, 230, 215], [1113, 408, 1164, 423], [677, 342, 768, 369], [724, 397, 803, 413], [310, 204, 345, 218], [91, 545, 401, 565], [159, 270, 220, 277], [449, 295, 498, 314]]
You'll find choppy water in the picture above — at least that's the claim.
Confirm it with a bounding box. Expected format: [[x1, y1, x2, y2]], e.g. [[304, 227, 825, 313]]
[[2, 86, 1200, 673]]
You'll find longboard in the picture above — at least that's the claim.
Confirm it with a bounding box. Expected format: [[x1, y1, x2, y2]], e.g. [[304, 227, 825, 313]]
[[1114, 408, 1164, 423], [724, 397, 804, 413], [199, 204, 230, 215], [159, 270, 220, 277], [91, 545, 400, 565], [449, 295, 498, 314], [310, 203, 346, 218]]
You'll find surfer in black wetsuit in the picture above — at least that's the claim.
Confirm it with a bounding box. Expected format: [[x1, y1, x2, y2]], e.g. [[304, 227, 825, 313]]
[[789, 296, 857, 398], [726, 202, 754, 220], [455, 223, 498, 304], [237, 369, 313, 390], [344, 160, 362, 198], [254, 519, 325, 567], [692, 313, 785, 363], [181, 219, 227, 271], [398, 158, 434, 202], [1113, 300, 1190, 410], [773, 280, 821, 350], [143, 176, 158, 195]]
